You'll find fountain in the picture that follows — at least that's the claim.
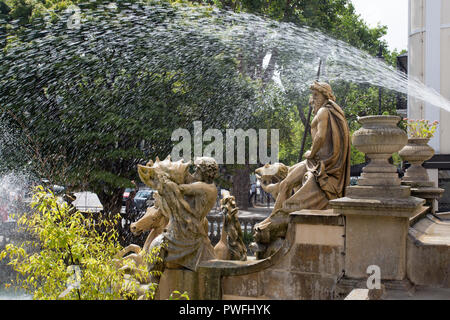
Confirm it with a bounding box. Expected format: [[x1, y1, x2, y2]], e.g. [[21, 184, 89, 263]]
[[1, 1, 449, 300], [121, 85, 449, 300]]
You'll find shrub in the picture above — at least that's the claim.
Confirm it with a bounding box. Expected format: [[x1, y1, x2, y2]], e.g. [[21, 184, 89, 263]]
[[0, 186, 170, 300]]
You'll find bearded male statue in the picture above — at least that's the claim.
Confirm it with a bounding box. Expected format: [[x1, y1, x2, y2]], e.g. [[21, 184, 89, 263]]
[[253, 81, 351, 259]]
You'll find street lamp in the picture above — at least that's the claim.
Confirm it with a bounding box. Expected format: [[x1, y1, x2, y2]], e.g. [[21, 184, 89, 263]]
[[376, 46, 384, 115]]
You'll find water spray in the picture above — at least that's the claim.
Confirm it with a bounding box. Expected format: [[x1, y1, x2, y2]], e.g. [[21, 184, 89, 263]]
[[298, 58, 322, 162]]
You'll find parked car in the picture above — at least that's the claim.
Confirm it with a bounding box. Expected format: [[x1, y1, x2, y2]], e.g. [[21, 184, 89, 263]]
[[133, 188, 155, 213], [122, 188, 135, 206], [350, 176, 359, 186]]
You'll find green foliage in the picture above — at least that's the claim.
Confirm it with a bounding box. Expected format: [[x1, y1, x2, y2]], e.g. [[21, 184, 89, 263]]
[[0, 0, 408, 210], [350, 144, 365, 166], [1, 0, 268, 213], [169, 290, 190, 300], [203, 0, 404, 165], [392, 152, 402, 167], [242, 231, 254, 247], [205, 0, 390, 54], [0, 186, 166, 299]]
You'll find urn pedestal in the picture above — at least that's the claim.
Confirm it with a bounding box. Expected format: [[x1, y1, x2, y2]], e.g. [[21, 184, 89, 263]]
[[330, 116, 424, 282], [399, 138, 434, 187], [399, 138, 444, 213]]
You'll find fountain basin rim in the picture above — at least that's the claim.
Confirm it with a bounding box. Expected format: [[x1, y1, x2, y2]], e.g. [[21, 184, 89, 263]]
[[357, 115, 402, 125]]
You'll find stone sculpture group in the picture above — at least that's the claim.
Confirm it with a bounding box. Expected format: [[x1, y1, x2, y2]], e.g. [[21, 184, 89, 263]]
[[116, 81, 351, 297]]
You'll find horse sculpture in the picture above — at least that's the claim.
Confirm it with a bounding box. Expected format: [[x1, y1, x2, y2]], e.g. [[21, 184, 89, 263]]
[[113, 192, 168, 280], [114, 185, 210, 274], [114, 156, 218, 298], [137, 156, 217, 271]]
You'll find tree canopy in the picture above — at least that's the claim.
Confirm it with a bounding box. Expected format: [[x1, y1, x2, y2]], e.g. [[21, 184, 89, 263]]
[[0, 0, 406, 211]]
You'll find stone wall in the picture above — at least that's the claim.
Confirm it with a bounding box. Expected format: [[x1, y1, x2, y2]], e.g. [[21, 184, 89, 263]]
[[221, 210, 345, 300], [156, 210, 346, 300], [155, 207, 450, 300]]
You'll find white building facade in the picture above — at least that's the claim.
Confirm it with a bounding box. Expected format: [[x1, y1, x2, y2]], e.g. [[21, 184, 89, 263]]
[[409, 0, 450, 211]]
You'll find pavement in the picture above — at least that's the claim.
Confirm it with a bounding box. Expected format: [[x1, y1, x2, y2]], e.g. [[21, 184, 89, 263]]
[[209, 204, 273, 220], [120, 203, 273, 220], [384, 286, 450, 300]]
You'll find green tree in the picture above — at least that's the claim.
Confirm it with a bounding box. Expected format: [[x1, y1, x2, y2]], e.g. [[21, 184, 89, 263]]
[[193, 0, 404, 197], [0, 0, 407, 213], [0, 0, 267, 213]]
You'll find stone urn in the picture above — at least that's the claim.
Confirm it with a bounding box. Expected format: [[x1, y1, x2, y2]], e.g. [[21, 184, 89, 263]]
[[331, 115, 425, 282], [399, 138, 435, 187], [352, 115, 408, 187]]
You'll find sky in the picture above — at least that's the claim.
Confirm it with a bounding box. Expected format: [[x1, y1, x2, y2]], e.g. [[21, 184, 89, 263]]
[[351, 0, 408, 51]]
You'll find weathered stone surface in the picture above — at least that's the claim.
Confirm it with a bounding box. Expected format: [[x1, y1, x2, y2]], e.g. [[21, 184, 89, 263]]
[[331, 196, 424, 218], [345, 185, 411, 199], [344, 214, 409, 280], [290, 244, 344, 275], [218, 211, 345, 300], [295, 224, 344, 247], [409, 205, 430, 226], [344, 288, 384, 300], [219, 240, 344, 300], [290, 272, 337, 300], [407, 215, 450, 288], [197, 267, 222, 300], [436, 212, 450, 220], [290, 209, 344, 226], [157, 267, 222, 300], [269, 246, 291, 271], [222, 272, 263, 297], [410, 187, 444, 214], [290, 209, 345, 275], [260, 270, 294, 299], [157, 268, 199, 300], [222, 294, 269, 300]]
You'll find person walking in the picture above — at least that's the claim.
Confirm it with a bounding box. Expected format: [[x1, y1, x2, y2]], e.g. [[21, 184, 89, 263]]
[[248, 182, 256, 207]]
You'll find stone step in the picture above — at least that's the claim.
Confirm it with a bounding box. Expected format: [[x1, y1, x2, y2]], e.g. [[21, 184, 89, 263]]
[[407, 214, 450, 288], [410, 214, 450, 246]]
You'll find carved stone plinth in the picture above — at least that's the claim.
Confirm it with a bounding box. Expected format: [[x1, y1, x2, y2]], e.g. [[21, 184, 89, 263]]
[[331, 194, 423, 280], [399, 138, 444, 214], [399, 138, 434, 187], [330, 116, 424, 281]]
